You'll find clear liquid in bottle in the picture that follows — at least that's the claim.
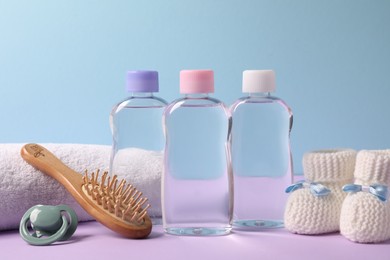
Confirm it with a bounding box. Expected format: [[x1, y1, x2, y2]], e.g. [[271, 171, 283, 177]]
[[110, 70, 168, 224], [230, 70, 293, 230], [162, 70, 233, 236]]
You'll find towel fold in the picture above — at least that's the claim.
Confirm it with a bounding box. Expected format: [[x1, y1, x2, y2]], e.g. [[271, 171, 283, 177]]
[[0, 143, 162, 231]]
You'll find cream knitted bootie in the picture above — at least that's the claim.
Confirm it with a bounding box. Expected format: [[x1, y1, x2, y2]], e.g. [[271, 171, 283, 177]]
[[284, 149, 356, 234], [340, 150, 390, 243]]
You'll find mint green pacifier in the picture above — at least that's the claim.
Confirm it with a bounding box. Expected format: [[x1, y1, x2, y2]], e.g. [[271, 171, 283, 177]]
[[19, 205, 78, 246]]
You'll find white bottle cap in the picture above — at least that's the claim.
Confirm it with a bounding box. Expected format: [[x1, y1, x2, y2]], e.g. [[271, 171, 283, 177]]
[[242, 70, 276, 93]]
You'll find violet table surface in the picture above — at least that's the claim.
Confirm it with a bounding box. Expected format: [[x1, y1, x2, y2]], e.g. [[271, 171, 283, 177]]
[[1, 221, 389, 260]]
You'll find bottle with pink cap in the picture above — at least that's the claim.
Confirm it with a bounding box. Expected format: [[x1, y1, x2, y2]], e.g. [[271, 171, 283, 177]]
[[162, 70, 233, 236], [230, 70, 293, 230], [109, 70, 168, 224]]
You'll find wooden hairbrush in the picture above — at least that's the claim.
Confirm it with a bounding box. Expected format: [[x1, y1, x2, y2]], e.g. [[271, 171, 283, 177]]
[[21, 143, 152, 239]]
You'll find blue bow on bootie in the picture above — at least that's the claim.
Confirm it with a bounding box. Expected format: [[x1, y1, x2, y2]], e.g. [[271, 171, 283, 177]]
[[285, 180, 331, 197], [342, 183, 388, 202]]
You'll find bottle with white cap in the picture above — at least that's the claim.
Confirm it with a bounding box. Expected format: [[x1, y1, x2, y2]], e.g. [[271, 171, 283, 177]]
[[230, 70, 293, 229], [162, 70, 233, 236], [109, 70, 168, 225]]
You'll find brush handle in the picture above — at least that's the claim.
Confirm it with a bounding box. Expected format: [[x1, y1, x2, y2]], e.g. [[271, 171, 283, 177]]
[[21, 143, 84, 192], [21, 143, 152, 239]]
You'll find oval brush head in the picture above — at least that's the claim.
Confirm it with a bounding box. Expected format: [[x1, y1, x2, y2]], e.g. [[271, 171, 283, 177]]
[[21, 143, 152, 239], [82, 170, 150, 225]]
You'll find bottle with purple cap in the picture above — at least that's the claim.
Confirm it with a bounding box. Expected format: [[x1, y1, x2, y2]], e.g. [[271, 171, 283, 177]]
[[109, 70, 168, 224]]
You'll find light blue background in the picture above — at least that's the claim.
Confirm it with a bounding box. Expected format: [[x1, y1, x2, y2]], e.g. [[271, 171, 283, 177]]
[[1, 0, 389, 174]]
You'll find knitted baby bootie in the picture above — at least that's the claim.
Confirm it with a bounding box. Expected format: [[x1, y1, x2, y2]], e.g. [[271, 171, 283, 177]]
[[284, 149, 356, 234], [340, 150, 390, 243]]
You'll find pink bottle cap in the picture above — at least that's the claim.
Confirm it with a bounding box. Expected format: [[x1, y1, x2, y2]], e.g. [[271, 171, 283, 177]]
[[180, 70, 214, 94]]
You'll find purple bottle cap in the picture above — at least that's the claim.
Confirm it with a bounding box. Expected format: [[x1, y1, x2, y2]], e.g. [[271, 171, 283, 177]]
[[126, 70, 159, 93]]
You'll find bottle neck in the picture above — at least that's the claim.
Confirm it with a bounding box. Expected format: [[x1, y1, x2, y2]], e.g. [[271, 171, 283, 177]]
[[248, 92, 270, 97], [130, 92, 154, 98], [184, 93, 209, 99]]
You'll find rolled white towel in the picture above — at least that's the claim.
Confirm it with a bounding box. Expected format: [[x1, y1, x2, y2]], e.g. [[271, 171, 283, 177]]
[[0, 143, 162, 231]]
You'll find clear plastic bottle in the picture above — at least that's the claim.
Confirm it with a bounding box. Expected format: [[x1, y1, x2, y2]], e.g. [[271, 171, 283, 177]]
[[109, 70, 168, 224], [162, 70, 233, 236], [230, 70, 293, 229]]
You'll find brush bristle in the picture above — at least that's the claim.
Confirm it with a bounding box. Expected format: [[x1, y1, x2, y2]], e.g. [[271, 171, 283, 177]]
[[81, 170, 150, 225]]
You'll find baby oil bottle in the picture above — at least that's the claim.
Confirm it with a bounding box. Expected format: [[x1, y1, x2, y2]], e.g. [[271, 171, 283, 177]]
[[230, 70, 293, 230], [162, 70, 233, 236], [109, 70, 168, 224]]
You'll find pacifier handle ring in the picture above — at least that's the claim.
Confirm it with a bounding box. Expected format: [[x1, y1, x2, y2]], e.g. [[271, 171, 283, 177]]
[[56, 205, 78, 241], [20, 215, 68, 246]]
